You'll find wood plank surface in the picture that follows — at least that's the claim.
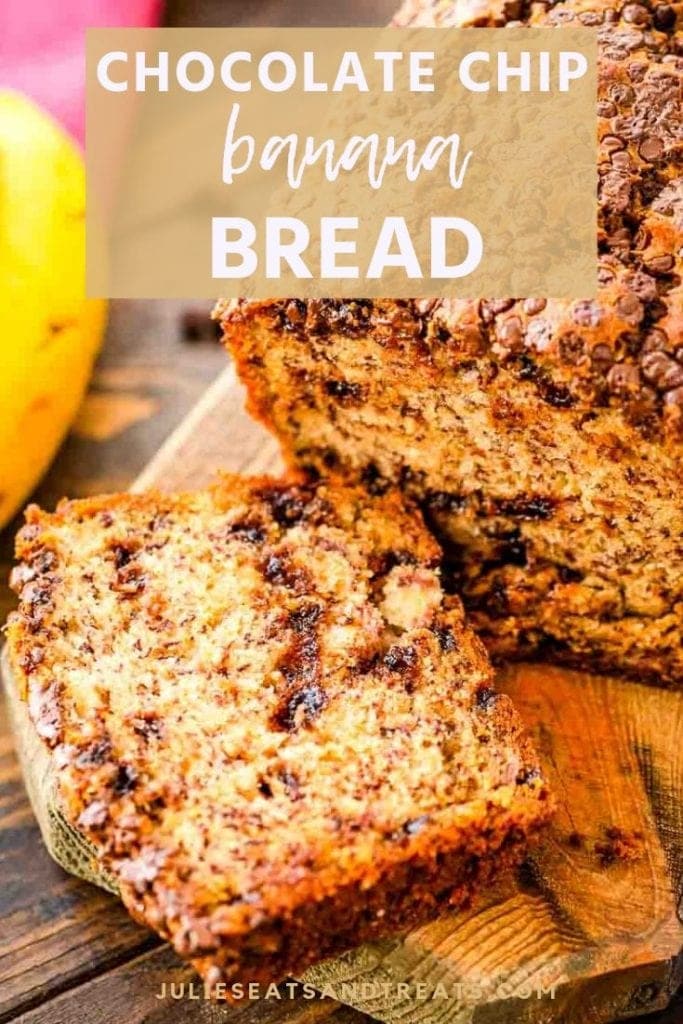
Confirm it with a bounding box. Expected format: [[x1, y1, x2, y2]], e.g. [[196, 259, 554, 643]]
[[10, 946, 362, 1024]]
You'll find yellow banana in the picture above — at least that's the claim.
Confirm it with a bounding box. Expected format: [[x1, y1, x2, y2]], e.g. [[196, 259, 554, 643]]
[[0, 91, 106, 530]]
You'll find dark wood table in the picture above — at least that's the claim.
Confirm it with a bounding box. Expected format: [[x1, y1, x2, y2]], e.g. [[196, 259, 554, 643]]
[[1, 3, 681, 1023]]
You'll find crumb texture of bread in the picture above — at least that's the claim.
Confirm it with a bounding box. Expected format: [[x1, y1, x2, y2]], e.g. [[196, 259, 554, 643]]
[[218, 0, 683, 688], [6, 475, 551, 990]]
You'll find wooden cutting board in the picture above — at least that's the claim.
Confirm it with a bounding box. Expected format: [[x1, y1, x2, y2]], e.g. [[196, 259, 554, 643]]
[[136, 365, 683, 1022], [3, 364, 683, 1024]]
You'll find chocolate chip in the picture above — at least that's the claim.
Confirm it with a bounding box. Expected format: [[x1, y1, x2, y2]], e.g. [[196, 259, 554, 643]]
[[263, 555, 288, 584], [500, 534, 527, 567], [498, 316, 523, 349], [476, 686, 498, 710], [376, 549, 419, 576], [133, 714, 163, 741], [653, 4, 676, 29], [525, 318, 553, 350], [598, 100, 617, 117], [645, 254, 675, 274], [626, 61, 647, 83], [591, 343, 614, 371], [625, 271, 658, 302], [610, 83, 635, 104], [112, 544, 134, 569], [361, 462, 391, 496], [516, 766, 541, 785], [114, 563, 146, 596], [432, 626, 457, 652], [540, 376, 577, 407], [259, 487, 311, 527], [559, 332, 587, 365], [643, 353, 683, 390], [607, 363, 641, 393], [494, 496, 555, 520], [279, 771, 301, 799], [481, 298, 515, 318], [283, 299, 307, 327], [19, 645, 45, 674], [9, 564, 36, 593], [288, 603, 323, 633], [607, 227, 632, 257], [274, 684, 327, 731], [641, 350, 672, 384], [320, 447, 339, 468], [643, 328, 670, 353], [459, 324, 486, 354], [602, 135, 626, 154], [620, 331, 643, 358], [633, 226, 651, 250], [324, 378, 363, 402], [616, 293, 644, 325], [426, 490, 468, 513], [485, 579, 509, 616], [22, 579, 54, 608], [611, 150, 631, 169], [262, 554, 310, 593], [228, 522, 266, 544], [623, 4, 650, 24], [76, 739, 112, 767], [572, 300, 603, 329], [404, 815, 430, 835], [638, 136, 664, 162], [383, 645, 418, 672], [599, 169, 632, 213], [664, 386, 683, 406], [113, 764, 138, 795]]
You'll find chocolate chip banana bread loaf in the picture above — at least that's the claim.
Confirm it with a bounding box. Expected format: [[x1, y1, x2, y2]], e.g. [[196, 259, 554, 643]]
[[6, 476, 551, 992], [218, 0, 683, 688]]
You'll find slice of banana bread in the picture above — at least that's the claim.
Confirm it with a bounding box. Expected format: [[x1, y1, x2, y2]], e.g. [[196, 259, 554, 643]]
[[218, 0, 683, 688], [6, 475, 551, 992]]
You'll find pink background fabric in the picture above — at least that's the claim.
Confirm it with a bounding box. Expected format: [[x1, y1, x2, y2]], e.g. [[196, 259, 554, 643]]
[[0, 1, 162, 143]]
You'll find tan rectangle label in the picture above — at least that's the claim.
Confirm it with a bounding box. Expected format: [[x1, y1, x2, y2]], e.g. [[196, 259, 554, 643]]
[[86, 27, 597, 299]]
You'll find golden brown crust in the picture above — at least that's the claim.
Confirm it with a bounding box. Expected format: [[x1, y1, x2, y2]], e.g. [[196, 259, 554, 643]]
[[389, 0, 683, 437], [216, 0, 683, 437], [6, 475, 552, 991]]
